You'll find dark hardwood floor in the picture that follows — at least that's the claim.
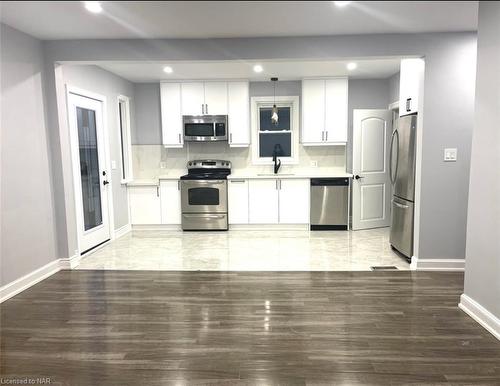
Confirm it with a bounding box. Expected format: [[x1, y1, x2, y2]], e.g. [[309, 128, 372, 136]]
[[1, 271, 499, 385]]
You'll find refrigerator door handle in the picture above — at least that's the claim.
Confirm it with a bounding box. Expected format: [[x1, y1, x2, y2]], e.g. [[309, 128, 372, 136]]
[[389, 129, 399, 185], [392, 199, 409, 209]]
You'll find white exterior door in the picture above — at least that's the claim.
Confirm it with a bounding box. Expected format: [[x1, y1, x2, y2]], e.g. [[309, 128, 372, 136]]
[[68, 92, 111, 253], [352, 109, 392, 230]]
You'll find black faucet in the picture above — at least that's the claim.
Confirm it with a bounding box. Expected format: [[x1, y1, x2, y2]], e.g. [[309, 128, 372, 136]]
[[272, 144, 282, 174]]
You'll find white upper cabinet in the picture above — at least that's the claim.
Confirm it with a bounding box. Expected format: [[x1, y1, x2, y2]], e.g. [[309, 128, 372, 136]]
[[204, 82, 228, 115], [227, 81, 250, 147], [324, 78, 348, 143], [160, 180, 181, 225], [278, 179, 309, 224], [160, 83, 183, 148], [301, 79, 325, 144], [181, 82, 205, 116], [302, 78, 348, 145], [399, 58, 424, 116]]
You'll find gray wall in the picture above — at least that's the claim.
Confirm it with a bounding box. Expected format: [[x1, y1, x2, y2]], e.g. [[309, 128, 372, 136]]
[[61, 64, 136, 230], [388, 72, 400, 104], [133, 83, 161, 145], [463, 2, 500, 319], [0, 24, 58, 286], [43, 32, 477, 263], [347, 78, 391, 171]]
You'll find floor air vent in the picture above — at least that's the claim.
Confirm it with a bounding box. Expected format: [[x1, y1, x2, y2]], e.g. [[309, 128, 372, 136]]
[[370, 266, 399, 271]]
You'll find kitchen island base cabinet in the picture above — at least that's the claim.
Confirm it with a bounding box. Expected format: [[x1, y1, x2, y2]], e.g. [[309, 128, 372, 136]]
[[248, 179, 279, 224], [129, 186, 161, 225], [228, 179, 249, 224], [160, 180, 181, 225]]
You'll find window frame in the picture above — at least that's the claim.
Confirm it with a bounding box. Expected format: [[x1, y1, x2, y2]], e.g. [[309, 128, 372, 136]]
[[251, 95, 300, 165], [117, 95, 133, 184]]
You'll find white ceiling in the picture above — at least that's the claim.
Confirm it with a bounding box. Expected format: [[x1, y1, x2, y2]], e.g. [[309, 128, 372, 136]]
[[95, 58, 402, 82], [0, 1, 478, 40]]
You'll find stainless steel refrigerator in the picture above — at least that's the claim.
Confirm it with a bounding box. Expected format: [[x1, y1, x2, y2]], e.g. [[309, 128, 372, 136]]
[[389, 113, 417, 259]]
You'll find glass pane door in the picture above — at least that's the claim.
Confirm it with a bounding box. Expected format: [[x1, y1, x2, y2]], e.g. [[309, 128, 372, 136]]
[[76, 107, 103, 231]]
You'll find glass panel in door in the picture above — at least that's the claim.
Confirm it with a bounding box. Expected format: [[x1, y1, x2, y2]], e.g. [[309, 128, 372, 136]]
[[76, 107, 103, 231]]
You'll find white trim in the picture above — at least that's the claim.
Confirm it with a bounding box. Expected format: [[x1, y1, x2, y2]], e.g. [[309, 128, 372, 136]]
[[251, 96, 300, 166], [0, 260, 60, 303], [410, 256, 465, 271], [388, 101, 399, 110], [459, 294, 500, 340], [114, 223, 132, 239], [132, 224, 182, 231], [117, 95, 134, 184], [229, 224, 309, 231], [59, 254, 81, 270]]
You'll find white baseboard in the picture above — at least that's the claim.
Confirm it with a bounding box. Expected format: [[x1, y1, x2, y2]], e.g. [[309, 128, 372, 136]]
[[59, 254, 81, 270], [0, 259, 60, 303], [229, 224, 309, 231], [132, 224, 182, 231], [459, 294, 500, 340], [114, 223, 131, 239], [410, 256, 465, 271]]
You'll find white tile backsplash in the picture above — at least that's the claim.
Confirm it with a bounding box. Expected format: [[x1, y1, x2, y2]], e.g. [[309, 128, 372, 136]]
[[132, 143, 346, 179]]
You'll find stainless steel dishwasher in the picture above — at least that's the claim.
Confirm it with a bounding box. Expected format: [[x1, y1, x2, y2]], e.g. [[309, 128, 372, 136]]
[[310, 178, 349, 230]]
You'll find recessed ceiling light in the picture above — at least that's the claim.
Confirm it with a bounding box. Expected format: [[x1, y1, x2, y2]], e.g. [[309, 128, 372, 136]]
[[333, 1, 352, 7], [163, 66, 173, 74], [347, 62, 357, 71], [84, 1, 102, 13], [253, 64, 263, 73]]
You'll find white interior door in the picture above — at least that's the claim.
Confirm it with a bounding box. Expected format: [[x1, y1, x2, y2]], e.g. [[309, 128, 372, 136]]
[[68, 92, 111, 253], [352, 109, 392, 230]]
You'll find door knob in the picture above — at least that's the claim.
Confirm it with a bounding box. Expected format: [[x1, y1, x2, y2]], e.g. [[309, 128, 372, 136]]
[[354, 175, 364, 180], [103, 180, 109, 185]]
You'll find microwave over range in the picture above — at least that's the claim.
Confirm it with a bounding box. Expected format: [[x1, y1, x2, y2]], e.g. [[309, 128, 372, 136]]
[[183, 115, 228, 142]]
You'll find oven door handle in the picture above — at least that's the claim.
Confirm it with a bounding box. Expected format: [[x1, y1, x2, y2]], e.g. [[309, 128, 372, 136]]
[[181, 180, 225, 185], [182, 214, 226, 219]]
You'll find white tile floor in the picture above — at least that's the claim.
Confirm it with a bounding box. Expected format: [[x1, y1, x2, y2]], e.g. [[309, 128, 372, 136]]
[[77, 227, 410, 271]]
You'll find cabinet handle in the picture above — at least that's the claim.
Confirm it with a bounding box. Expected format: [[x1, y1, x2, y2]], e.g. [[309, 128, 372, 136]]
[[178, 133, 181, 143], [230, 179, 246, 183], [279, 180, 282, 190], [275, 180, 278, 190], [325, 131, 328, 141], [201, 104, 204, 114], [230, 133, 233, 143], [205, 104, 208, 114], [322, 131, 324, 141], [156, 186, 159, 197], [406, 98, 411, 112], [177, 180, 180, 190]]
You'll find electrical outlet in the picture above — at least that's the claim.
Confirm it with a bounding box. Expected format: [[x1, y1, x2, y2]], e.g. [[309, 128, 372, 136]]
[[159, 161, 167, 169], [310, 160, 318, 167], [444, 148, 457, 162]]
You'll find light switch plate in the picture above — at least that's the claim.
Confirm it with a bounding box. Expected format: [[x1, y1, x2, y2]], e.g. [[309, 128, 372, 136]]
[[159, 161, 167, 169], [444, 148, 457, 162], [111, 160, 117, 169], [310, 160, 318, 167]]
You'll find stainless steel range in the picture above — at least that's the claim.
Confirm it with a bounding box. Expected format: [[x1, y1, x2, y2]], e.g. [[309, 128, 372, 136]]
[[180, 160, 231, 231]]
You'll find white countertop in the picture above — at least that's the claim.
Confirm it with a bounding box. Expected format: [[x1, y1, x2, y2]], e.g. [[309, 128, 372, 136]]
[[127, 169, 352, 186]]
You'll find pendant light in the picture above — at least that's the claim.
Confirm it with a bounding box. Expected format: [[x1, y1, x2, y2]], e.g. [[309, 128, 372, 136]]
[[271, 77, 279, 125]]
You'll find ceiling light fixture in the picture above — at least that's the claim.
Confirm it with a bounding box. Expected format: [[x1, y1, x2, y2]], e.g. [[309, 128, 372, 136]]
[[84, 1, 102, 13], [253, 64, 263, 73], [333, 1, 352, 7], [163, 66, 173, 74], [347, 62, 357, 71]]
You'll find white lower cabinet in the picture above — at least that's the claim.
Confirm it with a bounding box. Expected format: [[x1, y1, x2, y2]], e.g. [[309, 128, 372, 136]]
[[278, 179, 310, 224], [228, 179, 249, 224], [160, 180, 181, 225], [248, 179, 279, 224], [248, 178, 309, 224], [129, 186, 161, 225]]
